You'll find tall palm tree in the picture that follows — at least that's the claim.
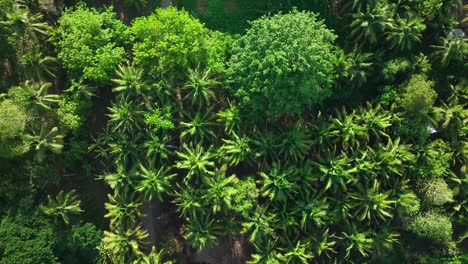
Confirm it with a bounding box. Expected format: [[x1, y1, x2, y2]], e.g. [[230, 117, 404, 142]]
[[313, 151, 358, 193], [182, 213, 222, 251], [183, 67, 218, 108], [349, 180, 396, 223], [293, 189, 329, 230], [176, 144, 216, 182], [201, 164, 238, 213], [133, 246, 172, 264], [107, 96, 145, 135], [105, 191, 143, 231], [342, 50, 374, 89], [173, 183, 203, 217], [387, 17, 426, 51], [221, 132, 254, 165], [108, 134, 144, 168], [216, 102, 241, 135], [309, 228, 337, 259], [282, 240, 314, 264], [431, 36, 467, 67], [180, 110, 216, 144], [40, 189, 83, 224], [144, 134, 173, 165], [247, 239, 285, 264], [330, 107, 367, 148], [278, 122, 313, 163], [258, 162, 297, 202], [350, 2, 394, 46], [103, 226, 149, 263], [136, 164, 176, 201], [112, 63, 145, 96], [242, 206, 276, 243], [341, 225, 374, 259], [26, 124, 64, 162], [2, 6, 49, 44]]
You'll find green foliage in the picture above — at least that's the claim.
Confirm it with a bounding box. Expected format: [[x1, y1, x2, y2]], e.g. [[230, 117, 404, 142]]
[[422, 178, 453, 206], [69, 223, 103, 263], [0, 199, 59, 264], [227, 9, 339, 116], [40, 189, 83, 224], [400, 74, 437, 116], [0, 99, 28, 158], [52, 5, 129, 84], [408, 211, 453, 242], [144, 106, 175, 132], [131, 7, 220, 78]]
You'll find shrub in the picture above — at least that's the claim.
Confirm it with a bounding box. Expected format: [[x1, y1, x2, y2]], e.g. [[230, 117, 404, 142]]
[[227, 9, 340, 117], [422, 178, 453, 206], [408, 211, 452, 242], [400, 74, 437, 116]]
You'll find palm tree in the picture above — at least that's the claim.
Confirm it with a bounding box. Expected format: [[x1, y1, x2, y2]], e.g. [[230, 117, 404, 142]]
[[16, 82, 59, 113], [313, 151, 358, 193], [216, 102, 241, 135], [27, 124, 64, 162], [247, 239, 285, 264], [108, 134, 144, 168], [124, 0, 148, 12], [387, 17, 426, 51], [2, 6, 49, 44], [293, 189, 329, 230], [182, 213, 222, 251], [40, 189, 83, 224], [221, 132, 253, 165], [349, 180, 396, 223], [278, 122, 313, 163], [21, 46, 56, 81], [310, 228, 337, 259], [107, 97, 144, 135], [112, 63, 145, 96], [183, 67, 218, 107], [355, 103, 393, 141], [136, 164, 176, 201], [133, 246, 172, 264], [105, 191, 143, 231], [176, 144, 216, 182], [271, 202, 297, 235], [173, 183, 203, 217], [342, 50, 374, 89], [341, 225, 374, 259], [431, 36, 467, 67], [330, 107, 367, 148], [101, 167, 137, 192], [180, 110, 216, 144], [258, 162, 297, 202], [242, 206, 276, 243], [371, 228, 399, 259], [144, 134, 173, 165], [282, 240, 314, 264], [370, 138, 414, 181], [103, 226, 149, 263], [252, 129, 281, 163], [350, 2, 394, 46], [202, 165, 238, 213]]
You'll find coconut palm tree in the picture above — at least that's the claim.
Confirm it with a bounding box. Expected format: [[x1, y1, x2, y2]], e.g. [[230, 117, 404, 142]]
[[247, 238, 285, 264], [40, 189, 83, 224], [183, 67, 218, 107], [278, 122, 313, 163], [103, 226, 148, 263], [349, 180, 396, 223], [107, 97, 145, 135], [350, 2, 394, 46], [293, 189, 329, 229], [201, 164, 238, 213], [176, 144, 216, 182], [136, 164, 176, 201], [342, 50, 374, 90], [182, 213, 222, 251], [431, 36, 467, 68], [27, 124, 63, 162], [221, 132, 254, 165], [105, 191, 143, 231], [180, 110, 216, 144], [282, 240, 314, 264], [173, 183, 203, 217], [243, 206, 276, 243], [112, 63, 145, 96], [144, 134, 173, 165], [258, 162, 297, 202], [341, 225, 374, 259], [387, 17, 426, 51]]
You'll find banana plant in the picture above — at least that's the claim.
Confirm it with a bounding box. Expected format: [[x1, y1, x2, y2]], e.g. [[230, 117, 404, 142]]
[[40, 189, 83, 224], [27, 123, 63, 162]]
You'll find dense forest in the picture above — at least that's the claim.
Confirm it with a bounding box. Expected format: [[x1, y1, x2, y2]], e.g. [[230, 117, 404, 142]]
[[0, 0, 467, 263]]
